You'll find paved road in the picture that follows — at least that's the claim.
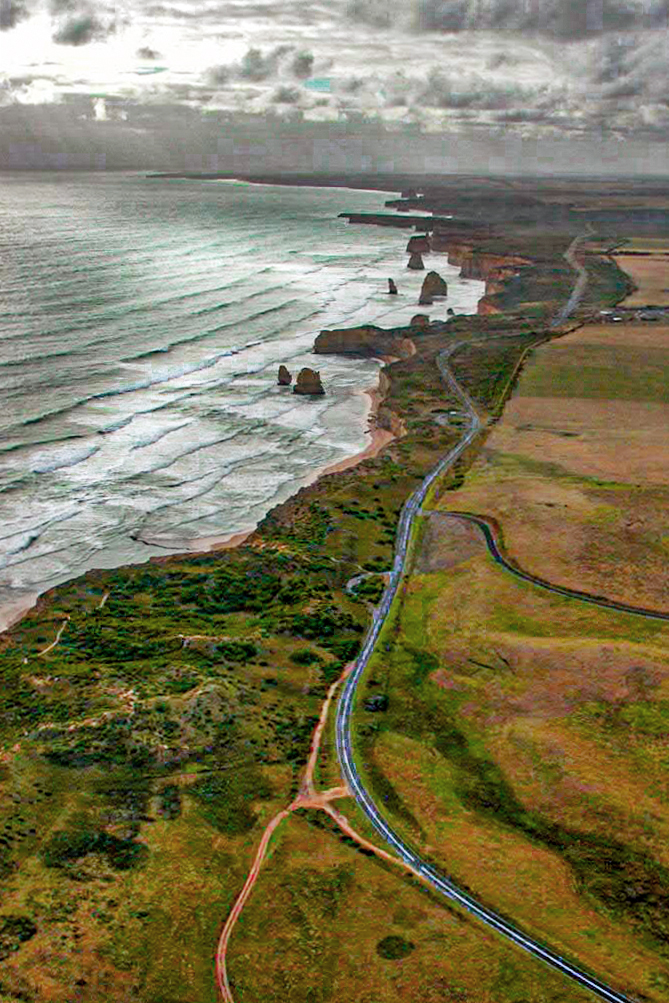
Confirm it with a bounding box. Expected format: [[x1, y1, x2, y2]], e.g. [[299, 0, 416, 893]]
[[335, 244, 644, 1003]]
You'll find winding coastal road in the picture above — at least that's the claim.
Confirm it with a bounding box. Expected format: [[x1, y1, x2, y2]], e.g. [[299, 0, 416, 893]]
[[335, 235, 644, 1003]]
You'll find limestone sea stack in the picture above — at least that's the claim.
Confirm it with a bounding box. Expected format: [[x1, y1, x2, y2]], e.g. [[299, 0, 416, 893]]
[[388, 278, 398, 295], [278, 364, 292, 386], [407, 252, 424, 270], [420, 271, 448, 300], [293, 367, 325, 396], [406, 234, 430, 254]]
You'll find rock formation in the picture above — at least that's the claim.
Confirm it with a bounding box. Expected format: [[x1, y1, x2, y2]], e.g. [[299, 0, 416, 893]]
[[293, 368, 325, 395], [388, 278, 398, 295], [418, 290, 433, 306], [277, 365, 292, 386], [315, 325, 414, 359], [406, 234, 430, 254], [407, 252, 424, 270], [410, 314, 430, 331], [420, 271, 448, 301]]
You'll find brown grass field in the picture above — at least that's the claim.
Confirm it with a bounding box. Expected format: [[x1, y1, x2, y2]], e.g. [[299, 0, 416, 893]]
[[435, 322, 669, 609], [614, 253, 669, 305]]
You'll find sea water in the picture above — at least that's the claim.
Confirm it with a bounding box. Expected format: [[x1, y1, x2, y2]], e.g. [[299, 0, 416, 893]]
[[0, 172, 484, 622]]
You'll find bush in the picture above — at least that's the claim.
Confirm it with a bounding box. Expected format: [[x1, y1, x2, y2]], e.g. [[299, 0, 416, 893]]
[[376, 935, 415, 960], [0, 915, 37, 960], [41, 826, 148, 872], [290, 649, 321, 666], [216, 640, 258, 663]]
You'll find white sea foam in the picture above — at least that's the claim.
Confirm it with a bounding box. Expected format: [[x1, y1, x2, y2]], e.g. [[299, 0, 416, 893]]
[[0, 174, 484, 621]]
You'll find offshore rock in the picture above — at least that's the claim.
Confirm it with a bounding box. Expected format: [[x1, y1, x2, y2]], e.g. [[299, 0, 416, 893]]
[[388, 278, 398, 295], [418, 290, 433, 306], [407, 252, 424, 270], [293, 367, 325, 395], [406, 234, 430, 254], [421, 271, 448, 300], [277, 364, 292, 386]]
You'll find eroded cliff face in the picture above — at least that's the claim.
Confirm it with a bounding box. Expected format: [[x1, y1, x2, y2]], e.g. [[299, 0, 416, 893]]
[[314, 326, 415, 359], [430, 228, 531, 304]]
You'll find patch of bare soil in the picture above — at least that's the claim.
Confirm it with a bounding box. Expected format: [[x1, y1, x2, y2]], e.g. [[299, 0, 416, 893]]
[[415, 513, 485, 573]]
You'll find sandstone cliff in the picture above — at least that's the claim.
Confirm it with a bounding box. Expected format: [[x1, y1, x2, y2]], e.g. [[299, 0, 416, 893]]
[[293, 368, 325, 395], [477, 296, 504, 316], [278, 365, 292, 386], [315, 325, 415, 359], [406, 234, 430, 254]]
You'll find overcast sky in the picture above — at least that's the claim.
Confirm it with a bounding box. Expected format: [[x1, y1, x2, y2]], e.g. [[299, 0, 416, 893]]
[[1, 0, 668, 172]]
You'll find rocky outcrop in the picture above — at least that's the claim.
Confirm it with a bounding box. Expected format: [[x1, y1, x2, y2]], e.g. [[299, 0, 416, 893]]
[[277, 365, 292, 386], [293, 368, 325, 395], [314, 325, 414, 359], [410, 314, 430, 330], [477, 296, 504, 316], [388, 278, 398, 295], [420, 271, 448, 303], [408, 252, 424, 270], [406, 234, 430, 254]]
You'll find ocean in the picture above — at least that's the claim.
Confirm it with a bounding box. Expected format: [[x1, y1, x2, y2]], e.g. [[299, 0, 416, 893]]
[[0, 172, 484, 626]]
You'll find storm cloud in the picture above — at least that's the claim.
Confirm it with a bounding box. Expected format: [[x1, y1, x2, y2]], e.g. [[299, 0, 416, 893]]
[[350, 0, 668, 38], [53, 13, 116, 45], [0, 0, 667, 168], [0, 0, 29, 29]]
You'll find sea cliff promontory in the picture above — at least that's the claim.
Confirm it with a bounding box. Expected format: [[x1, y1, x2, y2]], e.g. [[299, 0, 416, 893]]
[[314, 325, 416, 359]]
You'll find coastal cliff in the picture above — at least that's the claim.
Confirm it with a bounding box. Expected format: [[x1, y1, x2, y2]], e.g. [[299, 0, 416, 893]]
[[314, 325, 415, 359]]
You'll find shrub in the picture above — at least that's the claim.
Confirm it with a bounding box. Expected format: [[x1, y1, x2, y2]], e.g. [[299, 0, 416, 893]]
[[290, 649, 321, 666], [0, 915, 37, 960], [376, 935, 415, 960]]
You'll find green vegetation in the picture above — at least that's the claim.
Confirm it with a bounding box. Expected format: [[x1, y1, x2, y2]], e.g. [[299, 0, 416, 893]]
[[376, 934, 416, 960], [518, 343, 669, 402], [0, 915, 37, 961]]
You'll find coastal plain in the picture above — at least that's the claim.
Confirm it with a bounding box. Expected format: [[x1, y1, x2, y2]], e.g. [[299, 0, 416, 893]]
[[2, 173, 669, 1002]]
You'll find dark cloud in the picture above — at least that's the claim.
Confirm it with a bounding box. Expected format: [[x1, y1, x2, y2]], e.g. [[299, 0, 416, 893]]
[[53, 14, 115, 45], [346, 0, 392, 28], [419, 70, 549, 111], [207, 65, 230, 85], [291, 51, 314, 78], [137, 46, 161, 60], [239, 45, 292, 81], [349, 0, 667, 40], [0, 0, 29, 29], [273, 85, 300, 103]]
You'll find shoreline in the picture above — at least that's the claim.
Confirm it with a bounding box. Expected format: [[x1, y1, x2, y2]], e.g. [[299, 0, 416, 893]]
[[0, 361, 396, 636], [0, 172, 482, 638]]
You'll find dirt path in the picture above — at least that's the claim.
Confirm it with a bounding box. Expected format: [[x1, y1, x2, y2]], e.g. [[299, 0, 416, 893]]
[[215, 663, 410, 1003], [36, 616, 70, 657]]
